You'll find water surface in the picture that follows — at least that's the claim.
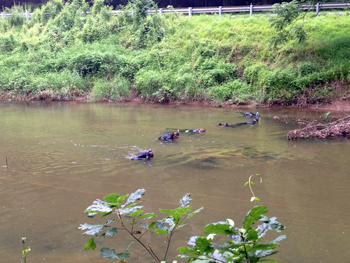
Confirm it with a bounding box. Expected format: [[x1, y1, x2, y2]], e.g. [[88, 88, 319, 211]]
[[0, 102, 349, 263]]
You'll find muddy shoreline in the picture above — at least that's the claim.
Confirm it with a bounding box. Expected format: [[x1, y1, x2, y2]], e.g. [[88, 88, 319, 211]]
[[1, 93, 350, 112]]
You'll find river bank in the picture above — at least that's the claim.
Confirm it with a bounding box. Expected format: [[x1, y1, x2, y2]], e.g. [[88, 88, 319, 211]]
[[1, 1, 350, 109], [2, 90, 350, 112]]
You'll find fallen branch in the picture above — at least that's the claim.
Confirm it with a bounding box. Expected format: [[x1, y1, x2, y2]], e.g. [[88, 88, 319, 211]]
[[287, 115, 350, 140]]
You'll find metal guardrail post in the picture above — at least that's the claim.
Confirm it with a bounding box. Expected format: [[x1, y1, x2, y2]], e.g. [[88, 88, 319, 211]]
[[25, 10, 29, 21], [159, 8, 163, 15], [316, 3, 320, 16], [1, 12, 4, 19], [189, 7, 192, 17], [131, 8, 134, 17], [250, 3, 253, 17], [219, 6, 222, 16]]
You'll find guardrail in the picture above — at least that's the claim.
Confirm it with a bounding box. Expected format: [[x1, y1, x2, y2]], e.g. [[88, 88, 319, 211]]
[[1, 2, 350, 20]]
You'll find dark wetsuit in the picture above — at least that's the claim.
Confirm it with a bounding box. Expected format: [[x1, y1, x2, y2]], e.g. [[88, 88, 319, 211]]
[[131, 151, 153, 160], [159, 132, 178, 141], [234, 118, 259, 125], [237, 111, 260, 118], [179, 129, 205, 133], [219, 119, 258, 127]]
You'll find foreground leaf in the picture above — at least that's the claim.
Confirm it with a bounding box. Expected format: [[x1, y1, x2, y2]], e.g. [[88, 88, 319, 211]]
[[243, 206, 268, 230], [100, 247, 119, 259], [84, 237, 96, 251], [121, 189, 146, 208], [180, 193, 192, 208]]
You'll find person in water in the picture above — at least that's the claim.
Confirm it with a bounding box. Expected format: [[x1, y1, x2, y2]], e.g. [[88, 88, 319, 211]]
[[131, 149, 154, 160], [181, 128, 206, 133], [159, 131, 179, 141], [217, 123, 230, 127], [237, 111, 260, 118], [218, 118, 259, 127]]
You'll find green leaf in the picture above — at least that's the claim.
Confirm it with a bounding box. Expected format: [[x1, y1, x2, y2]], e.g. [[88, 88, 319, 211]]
[[204, 222, 233, 235], [148, 221, 157, 229], [177, 246, 201, 255], [159, 209, 174, 215], [100, 211, 113, 219], [269, 235, 287, 244], [116, 242, 133, 260], [103, 193, 121, 203], [122, 189, 146, 208], [179, 193, 192, 208], [253, 244, 277, 250], [138, 213, 157, 218], [243, 206, 268, 230], [194, 237, 214, 254], [244, 182, 249, 186], [100, 247, 118, 259], [102, 227, 117, 237], [183, 207, 204, 223], [130, 210, 143, 217], [154, 229, 168, 235], [251, 182, 255, 186], [246, 228, 258, 241], [255, 197, 260, 201], [84, 237, 96, 251]]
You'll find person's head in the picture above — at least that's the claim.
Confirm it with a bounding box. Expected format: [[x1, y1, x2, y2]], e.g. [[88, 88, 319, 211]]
[[173, 131, 179, 138], [199, 128, 206, 133], [254, 118, 259, 122], [255, 112, 260, 118], [147, 150, 154, 158], [223, 123, 229, 127]]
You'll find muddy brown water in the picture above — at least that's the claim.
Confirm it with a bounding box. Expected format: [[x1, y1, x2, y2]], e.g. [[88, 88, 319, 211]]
[[0, 101, 349, 263]]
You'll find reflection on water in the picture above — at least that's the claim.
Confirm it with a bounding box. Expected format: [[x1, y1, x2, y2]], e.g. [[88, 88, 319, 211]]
[[0, 102, 350, 262]]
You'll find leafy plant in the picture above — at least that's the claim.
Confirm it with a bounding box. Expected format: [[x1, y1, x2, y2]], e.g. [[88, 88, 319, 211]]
[[244, 174, 263, 202], [21, 237, 31, 263], [177, 174, 286, 263], [177, 206, 286, 263], [269, 0, 308, 47], [79, 189, 203, 263]]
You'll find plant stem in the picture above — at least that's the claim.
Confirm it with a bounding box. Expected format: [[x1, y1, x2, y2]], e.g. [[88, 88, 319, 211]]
[[116, 210, 160, 263], [248, 175, 255, 200], [22, 241, 26, 263], [163, 229, 175, 261], [243, 244, 249, 262], [148, 243, 161, 262]]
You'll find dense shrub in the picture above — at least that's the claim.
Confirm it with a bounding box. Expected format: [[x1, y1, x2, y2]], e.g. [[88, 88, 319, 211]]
[[92, 76, 130, 100], [0, 34, 17, 52]]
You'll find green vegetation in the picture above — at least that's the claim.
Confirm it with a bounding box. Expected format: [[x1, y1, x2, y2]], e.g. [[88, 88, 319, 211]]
[[80, 188, 285, 262], [21, 237, 31, 263], [1, 0, 350, 105]]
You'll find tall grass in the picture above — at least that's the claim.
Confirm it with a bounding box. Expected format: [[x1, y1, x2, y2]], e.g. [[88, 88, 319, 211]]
[[0, 0, 350, 104]]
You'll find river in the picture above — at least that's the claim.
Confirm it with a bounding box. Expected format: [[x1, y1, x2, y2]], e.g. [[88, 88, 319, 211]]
[[0, 101, 349, 263]]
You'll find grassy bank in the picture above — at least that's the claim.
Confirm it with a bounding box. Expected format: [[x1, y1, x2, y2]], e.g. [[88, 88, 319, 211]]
[[1, 0, 350, 106]]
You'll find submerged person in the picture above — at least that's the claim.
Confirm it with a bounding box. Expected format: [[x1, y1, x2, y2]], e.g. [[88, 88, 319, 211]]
[[131, 149, 154, 161], [233, 118, 259, 126], [180, 128, 206, 133], [217, 123, 230, 127], [237, 111, 260, 118], [218, 118, 259, 127], [159, 131, 179, 141]]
